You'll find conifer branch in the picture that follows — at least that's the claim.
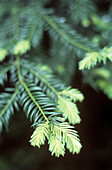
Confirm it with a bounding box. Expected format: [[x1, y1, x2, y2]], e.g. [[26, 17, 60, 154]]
[[21, 66, 83, 125], [0, 87, 19, 118], [24, 67, 58, 96], [16, 56, 49, 123], [28, 17, 41, 41], [43, 15, 92, 52], [1, 0, 111, 158], [0, 64, 15, 77]]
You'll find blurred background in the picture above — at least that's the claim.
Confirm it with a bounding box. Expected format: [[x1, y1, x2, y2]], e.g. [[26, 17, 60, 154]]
[[0, 0, 112, 169]]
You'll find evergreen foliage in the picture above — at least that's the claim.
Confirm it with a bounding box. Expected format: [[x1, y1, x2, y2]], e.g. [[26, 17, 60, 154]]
[[0, 0, 112, 157]]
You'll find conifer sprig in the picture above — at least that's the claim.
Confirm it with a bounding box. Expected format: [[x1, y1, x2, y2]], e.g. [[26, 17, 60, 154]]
[[43, 15, 92, 52], [0, 87, 19, 132], [30, 122, 82, 157], [0, 0, 112, 158]]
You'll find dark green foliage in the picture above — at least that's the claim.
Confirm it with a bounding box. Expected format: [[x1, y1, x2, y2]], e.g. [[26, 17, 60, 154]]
[[0, 0, 112, 157], [0, 87, 19, 132], [20, 82, 62, 125]]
